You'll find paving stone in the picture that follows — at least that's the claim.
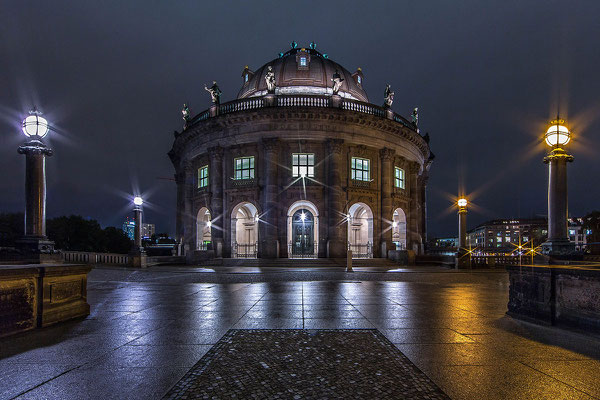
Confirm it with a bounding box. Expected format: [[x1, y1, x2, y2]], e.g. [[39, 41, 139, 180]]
[[163, 329, 449, 399]]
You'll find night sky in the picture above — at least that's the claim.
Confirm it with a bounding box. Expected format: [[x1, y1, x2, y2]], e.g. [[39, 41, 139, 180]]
[[1, 1, 598, 239]]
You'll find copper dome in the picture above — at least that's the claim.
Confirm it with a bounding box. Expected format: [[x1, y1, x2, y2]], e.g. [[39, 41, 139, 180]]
[[237, 46, 369, 102]]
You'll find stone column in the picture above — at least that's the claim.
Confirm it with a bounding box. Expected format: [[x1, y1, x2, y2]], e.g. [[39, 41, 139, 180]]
[[419, 171, 430, 246], [209, 146, 224, 257], [174, 170, 185, 243], [260, 138, 280, 258], [134, 207, 143, 250], [408, 162, 422, 254], [542, 148, 575, 255], [327, 139, 346, 258], [379, 148, 395, 257], [182, 161, 195, 256], [16, 139, 55, 254]]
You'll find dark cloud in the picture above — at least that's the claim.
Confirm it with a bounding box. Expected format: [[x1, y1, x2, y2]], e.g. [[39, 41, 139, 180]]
[[1, 0, 598, 238]]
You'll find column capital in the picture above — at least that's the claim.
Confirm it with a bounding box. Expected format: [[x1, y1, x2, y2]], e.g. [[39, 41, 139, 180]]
[[379, 147, 395, 161], [327, 138, 344, 154], [262, 138, 280, 152], [208, 146, 224, 160]]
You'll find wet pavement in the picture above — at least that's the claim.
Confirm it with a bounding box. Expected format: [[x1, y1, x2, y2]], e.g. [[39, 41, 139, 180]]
[[1, 265, 599, 399]]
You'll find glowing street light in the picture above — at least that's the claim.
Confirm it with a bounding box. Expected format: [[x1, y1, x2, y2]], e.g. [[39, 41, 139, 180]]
[[133, 196, 143, 207], [300, 212, 306, 222], [132, 195, 144, 253], [16, 108, 56, 259], [456, 197, 469, 268], [541, 117, 575, 255]]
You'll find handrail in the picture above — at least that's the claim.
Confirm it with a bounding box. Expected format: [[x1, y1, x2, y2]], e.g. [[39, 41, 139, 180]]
[[186, 94, 419, 134], [62, 251, 130, 265]]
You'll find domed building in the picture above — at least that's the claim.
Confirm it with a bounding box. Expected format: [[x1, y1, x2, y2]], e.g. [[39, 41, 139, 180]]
[[169, 43, 433, 262]]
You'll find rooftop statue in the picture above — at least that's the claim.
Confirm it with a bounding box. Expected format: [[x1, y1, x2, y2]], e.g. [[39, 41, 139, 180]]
[[265, 66, 276, 94], [411, 107, 419, 127], [331, 70, 344, 95], [204, 81, 222, 105], [384, 84, 394, 108], [182, 103, 190, 127]]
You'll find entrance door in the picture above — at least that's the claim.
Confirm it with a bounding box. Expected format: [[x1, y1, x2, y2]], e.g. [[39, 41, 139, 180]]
[[291, 209, 314, 257]]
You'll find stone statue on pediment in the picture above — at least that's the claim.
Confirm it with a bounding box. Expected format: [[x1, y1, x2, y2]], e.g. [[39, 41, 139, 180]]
[[331, 70, 344, 95], [265, 66, 276, 94], [384, 84, 394, 108]]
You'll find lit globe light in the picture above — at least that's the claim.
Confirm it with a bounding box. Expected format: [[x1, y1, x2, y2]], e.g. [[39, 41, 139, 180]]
[[300, 172, 306, 178], [22, 114, 50, 138], [300, 212, 306, 221], [133, 196, 143, 206], [457, 198, 468, 208], [206, 221, 212, 227], [392, 221, 398, 228], [544, 119, 571, 147]]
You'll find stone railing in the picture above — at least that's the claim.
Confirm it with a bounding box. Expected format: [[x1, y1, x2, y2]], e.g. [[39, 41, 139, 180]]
[[187, 94, 417, 133], [62, 251, 130, 265], [470, 255, 528, 267]]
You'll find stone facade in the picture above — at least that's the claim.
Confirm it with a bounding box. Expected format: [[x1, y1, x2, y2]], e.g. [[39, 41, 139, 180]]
[[169, 47, 432, 261]]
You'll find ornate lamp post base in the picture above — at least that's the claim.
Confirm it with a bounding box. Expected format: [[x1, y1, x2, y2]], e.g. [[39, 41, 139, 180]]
[[541, 239, 576, 257]]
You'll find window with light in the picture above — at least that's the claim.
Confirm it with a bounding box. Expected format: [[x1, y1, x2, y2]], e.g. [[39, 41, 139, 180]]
[[234, 157, 255, 180], [292, 153, 315, 177], [300, 57, 307, 67], [351, 157, 370, 181], [394, 167, 405, 189], [198, 165, 208, 188]]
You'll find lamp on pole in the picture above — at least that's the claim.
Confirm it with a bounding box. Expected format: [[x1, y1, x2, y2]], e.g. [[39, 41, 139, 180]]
[[456, 198, 469, 268], [130, 195, 147, 268], [16, 109, 58, 261], [541, 118, 575, 256]]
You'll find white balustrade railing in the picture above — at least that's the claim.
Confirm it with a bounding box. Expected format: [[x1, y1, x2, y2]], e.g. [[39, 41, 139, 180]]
[[62, 251, 130, 265], [184, 95, 419, 136]]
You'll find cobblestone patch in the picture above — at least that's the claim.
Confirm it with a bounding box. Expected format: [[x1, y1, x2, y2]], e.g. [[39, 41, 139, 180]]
[[163, 329, 449, 399]]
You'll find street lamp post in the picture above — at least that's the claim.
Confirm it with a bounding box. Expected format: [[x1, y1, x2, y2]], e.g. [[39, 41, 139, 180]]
[[456, 198, 469, 268], [541, 118, 575, 256], [130, 196, 147, 268], [16, 110, 59, 262]]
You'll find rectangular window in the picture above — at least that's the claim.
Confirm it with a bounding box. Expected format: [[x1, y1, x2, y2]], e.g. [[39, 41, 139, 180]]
[[394, 167, 405, 189], [300, 57, 307, 66], [351, 157, 370, 181], [198, 165, 208, 188], [357, 76, 362, 84], [292, 153, 315, 178], [234, 156, 255, 180]]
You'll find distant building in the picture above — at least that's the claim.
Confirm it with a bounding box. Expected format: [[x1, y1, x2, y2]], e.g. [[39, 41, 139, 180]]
[[568, 217, 592, 250], [467, 218, 547, 254], [122, 218, 155, 240]]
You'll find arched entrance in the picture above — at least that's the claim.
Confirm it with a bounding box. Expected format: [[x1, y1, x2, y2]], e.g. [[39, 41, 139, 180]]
[[196, 207, 211, 250], [287, 200, 319, 258], [348, 203, 373, 258], [231, 202, 258, 258], [392, 208, 407, 250]]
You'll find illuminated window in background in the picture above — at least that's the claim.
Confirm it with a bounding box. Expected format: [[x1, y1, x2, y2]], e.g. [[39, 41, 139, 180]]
[[569, 229, 575, 235], [358, 76, 362, 84], [234, 157, 255, 180], [244, 74, 248, 82], [300, 57, 307, 67], [523, 237, 529, 242], [351, 157, 370, 181], [292, 153, 315, 177], [394, 167, 405, 189], [198, 165, 208, 188]]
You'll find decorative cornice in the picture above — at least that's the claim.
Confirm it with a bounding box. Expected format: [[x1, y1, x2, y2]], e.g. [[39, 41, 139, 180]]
[[171, 108, 429, 160]]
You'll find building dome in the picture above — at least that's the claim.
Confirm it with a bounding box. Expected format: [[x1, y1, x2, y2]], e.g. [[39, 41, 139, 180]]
[[237, 46, 369, 102]]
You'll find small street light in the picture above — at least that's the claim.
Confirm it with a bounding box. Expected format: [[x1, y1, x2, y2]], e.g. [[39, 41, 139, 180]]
[[456, 197, 469, 268], [130, 195, 147, 268]]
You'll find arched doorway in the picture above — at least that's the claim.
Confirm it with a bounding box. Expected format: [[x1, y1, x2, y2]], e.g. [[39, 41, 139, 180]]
[[348, 203, 373, 258], [392, 208, 407, 250], [231, 202, 258, 258], [287, 200, 319, 258], [196, 207, 211, 250]]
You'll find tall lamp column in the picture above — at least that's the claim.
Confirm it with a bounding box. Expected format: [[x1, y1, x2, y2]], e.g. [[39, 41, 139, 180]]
[[456, 198, 469, 268], [16, 109, 57, 260], [130, 196, 147, 268], [541, 118, 575, 256]]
